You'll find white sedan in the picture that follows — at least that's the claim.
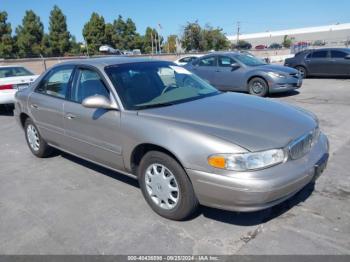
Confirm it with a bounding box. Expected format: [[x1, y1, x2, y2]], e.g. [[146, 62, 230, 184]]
[[0, 66, 39, 105], [173, 54, 203, 66]]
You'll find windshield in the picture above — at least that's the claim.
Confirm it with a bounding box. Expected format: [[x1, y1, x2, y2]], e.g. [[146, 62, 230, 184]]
[[0, 67, 34, 78], [234, 54, 267, 66], [105, 61, 220, 110]]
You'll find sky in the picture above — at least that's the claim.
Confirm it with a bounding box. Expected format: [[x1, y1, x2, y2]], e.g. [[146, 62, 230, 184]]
[[1, 0, 350, 42]]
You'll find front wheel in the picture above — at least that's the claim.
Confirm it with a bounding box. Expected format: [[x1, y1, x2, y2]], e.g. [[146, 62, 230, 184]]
[[248, 77, 268, 97], [138, 151, 199, 220]]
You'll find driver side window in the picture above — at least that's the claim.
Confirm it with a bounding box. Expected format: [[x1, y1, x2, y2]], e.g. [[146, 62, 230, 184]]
[[218, 56, 235, 67], [70, 68, 110, 103]]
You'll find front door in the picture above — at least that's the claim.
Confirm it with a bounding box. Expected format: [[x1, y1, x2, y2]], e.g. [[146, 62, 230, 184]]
[[214, 56, 244, 91], [62, 66, 124, 170], [329, 50, 350, 75]]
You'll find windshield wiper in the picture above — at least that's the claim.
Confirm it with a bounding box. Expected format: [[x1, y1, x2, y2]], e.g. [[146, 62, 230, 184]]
[[136, 102, 176, 110]]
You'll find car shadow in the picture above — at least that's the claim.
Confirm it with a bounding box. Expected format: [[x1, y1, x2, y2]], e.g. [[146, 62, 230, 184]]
[[269, 90, 300, 98], [0, 105, 14, 116], [55, 150, 315, 225], [199, 182, 315, 225], [307, 76, 350, 80]]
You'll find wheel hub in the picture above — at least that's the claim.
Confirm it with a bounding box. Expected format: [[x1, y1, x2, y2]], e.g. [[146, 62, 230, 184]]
[[27, 124, 40, 151], [145, 163, 179, 210]]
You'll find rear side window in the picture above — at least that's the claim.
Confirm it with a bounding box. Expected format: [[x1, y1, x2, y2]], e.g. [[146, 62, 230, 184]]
[[0, 67, 34, 78], [312, 51, 328, 58], [331, 50, 348, 58], [36, 67, 74, 99], [199, 56, 217, 67], [70, 68, 110, 103]]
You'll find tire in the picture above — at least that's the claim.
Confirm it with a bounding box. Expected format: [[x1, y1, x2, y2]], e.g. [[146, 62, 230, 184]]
[[295, 66, 307, 79], [248, 77, 268, 97], [138, 151, 199, 220], [24, 118, 53, 158]]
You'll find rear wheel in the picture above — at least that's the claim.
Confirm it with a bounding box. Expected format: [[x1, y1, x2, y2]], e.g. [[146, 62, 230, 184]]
[[138, 151, 198, 220], [24, 118, 53, 158], [295, 66, 307, 78], [248, 77, 268, 97]]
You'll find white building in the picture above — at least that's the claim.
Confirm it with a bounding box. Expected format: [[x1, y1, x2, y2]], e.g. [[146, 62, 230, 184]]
[[228, 23, 350, 47]]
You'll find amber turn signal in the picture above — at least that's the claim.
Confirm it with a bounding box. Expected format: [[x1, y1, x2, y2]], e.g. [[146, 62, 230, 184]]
[[208, 155, 226, 169]]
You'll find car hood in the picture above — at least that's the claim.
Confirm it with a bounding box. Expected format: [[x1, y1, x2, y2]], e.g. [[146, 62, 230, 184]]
[[138, 93, 317, 152], [258, 64, 298, 74]]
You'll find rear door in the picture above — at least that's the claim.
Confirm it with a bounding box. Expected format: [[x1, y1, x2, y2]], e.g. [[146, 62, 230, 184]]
[[329, 50, 350, 75], [214, 55, 244, 91], [28, 65, 74, 146], [190, 55, 218, 86], [62, 66, 124, 170], [306, 50, 330, 75]]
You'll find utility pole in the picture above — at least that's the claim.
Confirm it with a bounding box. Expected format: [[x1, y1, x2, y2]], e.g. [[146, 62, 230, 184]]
[[158, 23, 162, 54], [236, 21, 240, 46], [151, 31, 154, 54]]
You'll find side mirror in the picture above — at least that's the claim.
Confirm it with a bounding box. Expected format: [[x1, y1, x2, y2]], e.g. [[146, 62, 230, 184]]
[[344, 54, 350, 60], [231, 63, 240, 70], [82, 95, 118, 110]]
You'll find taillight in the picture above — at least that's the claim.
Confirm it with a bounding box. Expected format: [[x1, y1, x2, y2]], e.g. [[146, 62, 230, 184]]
[[0, 84, 14, 90]]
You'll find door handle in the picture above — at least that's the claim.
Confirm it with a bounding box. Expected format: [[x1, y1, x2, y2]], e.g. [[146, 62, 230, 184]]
[[65, 113, 76, 120], [30, 104, 39, 109]]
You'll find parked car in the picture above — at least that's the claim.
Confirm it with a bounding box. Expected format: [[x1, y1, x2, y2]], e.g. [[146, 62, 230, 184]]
[[269, 43, 282, 49], [185, 52, 302, 96], [14, 57, 329, 220], [255, 45, 267, 50], [174, 54, 203, 66], [0, 66, 39, 106], [284, 48, 350, 78], [99, 45, 122, 55], [132, 49, 142, 55]]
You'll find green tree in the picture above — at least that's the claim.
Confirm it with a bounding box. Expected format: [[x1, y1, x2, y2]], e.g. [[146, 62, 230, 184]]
[[68, 36, 82, 55], [201, 25, 230, 51], [112, 15, 142, 50], [48, 5, 71, 56], [82, 12, 106, 55], [164, 35, 177, 53], [282, 35, 293, 48], [104, 22, 115, 47], [181, 21, 202, 51], [0, 11, 14, 58], [15, 10, 44, 58]]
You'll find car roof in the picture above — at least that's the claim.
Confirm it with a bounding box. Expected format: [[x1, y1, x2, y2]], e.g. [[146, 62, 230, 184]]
[[0, 65, 27, 68], [52, 56, 167, 69], [308, 48, 350, 52], [201, 51, 241, 57]]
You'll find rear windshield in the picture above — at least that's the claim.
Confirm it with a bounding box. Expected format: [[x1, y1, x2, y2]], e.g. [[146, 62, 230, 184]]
[[0, 67, 34, 78]]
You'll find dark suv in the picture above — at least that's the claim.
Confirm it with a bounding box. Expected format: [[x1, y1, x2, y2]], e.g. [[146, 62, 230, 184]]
[[284, 48, 350, 78]]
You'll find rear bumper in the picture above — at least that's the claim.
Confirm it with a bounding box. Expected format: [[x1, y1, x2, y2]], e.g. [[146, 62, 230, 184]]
[[0, 90, 17, 104], [186, 133, 329, 212]]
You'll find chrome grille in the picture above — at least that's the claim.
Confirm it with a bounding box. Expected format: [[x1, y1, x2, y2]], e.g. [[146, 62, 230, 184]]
[[289, 127, 319, 160]]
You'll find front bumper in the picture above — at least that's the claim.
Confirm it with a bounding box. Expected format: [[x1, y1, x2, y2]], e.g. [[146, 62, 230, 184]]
[[268, 76, 303, 93], [186, 133, 329, 212]]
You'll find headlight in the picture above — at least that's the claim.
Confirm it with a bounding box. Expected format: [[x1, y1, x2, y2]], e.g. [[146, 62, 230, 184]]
[[267, 72, 286, 78], [208, 149, 285, 171]]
